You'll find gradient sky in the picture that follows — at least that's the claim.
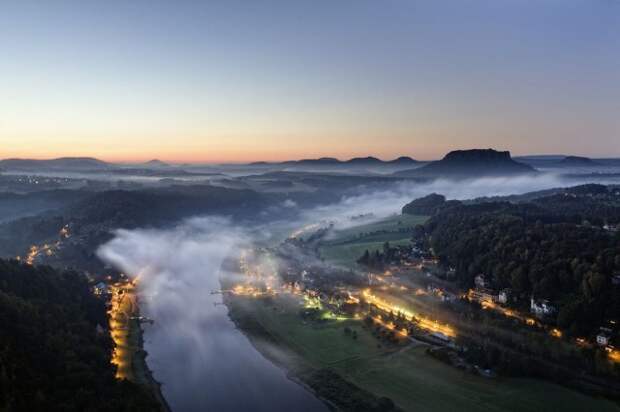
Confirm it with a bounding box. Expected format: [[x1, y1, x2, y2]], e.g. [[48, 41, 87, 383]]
[[1, 0, 618, 163]]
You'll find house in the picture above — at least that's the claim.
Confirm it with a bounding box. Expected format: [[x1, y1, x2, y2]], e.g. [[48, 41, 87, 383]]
[[597, 327, 613, 347], [440, 292, 457, 303], [498, 289, 511, 304], [530, 297, 555, 317], [422, 257, 438, 266], [474, 274, 487, 289], [469, 288, 496, 304], [93, 282, 108, 296]]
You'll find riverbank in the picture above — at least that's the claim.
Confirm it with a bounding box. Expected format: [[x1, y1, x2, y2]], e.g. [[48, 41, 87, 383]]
[[224, 291, 620, 412], [224, 291, 403, 412], [129, 309, 171, 412], [109, 283, 171, 412]]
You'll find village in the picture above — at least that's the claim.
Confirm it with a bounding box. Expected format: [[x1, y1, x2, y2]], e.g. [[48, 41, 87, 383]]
[[224, 225, 620, 384], [79, 215, 620, 401]]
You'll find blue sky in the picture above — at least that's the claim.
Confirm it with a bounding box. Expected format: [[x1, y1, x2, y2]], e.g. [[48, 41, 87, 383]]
[[1, 0, 618, 161]]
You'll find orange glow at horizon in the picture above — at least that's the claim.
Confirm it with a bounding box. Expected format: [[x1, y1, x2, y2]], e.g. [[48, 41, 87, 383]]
[[0, 144, 432, 164]]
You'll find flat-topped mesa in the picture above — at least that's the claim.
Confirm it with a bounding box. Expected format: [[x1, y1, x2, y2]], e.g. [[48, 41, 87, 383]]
[[394, 148, 537, 178], [443, 149, 511, 163]]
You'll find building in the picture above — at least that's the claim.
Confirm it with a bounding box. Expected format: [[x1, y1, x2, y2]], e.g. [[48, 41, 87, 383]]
[[440, 292, 457, 303], [93, 282, 109, 296], [474, 274, 487, 289], [597, 327, 613, 347], [530, 297, 555, 317], [498, 289, 511, 304], [469, 288, 496, 304]]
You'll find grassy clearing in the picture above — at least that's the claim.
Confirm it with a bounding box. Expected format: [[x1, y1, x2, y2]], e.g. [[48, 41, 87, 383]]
[[342, 345, 619, 412], [228, 294, 620, 412], [328, 214, 429, 243], [319, 214, 428, 268], [320, 239, 412, 268], [234, 294, 383, 367]]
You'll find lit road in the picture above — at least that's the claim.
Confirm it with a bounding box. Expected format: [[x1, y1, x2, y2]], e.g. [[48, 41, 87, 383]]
[[109, 282, 137, 380]]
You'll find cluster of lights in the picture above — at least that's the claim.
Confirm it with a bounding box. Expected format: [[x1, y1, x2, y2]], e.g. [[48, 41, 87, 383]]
[[23, 226, 70, 265], [362, 289, 456, 338], [371, 315, 408, 337]]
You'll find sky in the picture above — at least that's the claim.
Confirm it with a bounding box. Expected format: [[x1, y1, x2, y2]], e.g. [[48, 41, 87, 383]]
[[0, 0, 618, 163]]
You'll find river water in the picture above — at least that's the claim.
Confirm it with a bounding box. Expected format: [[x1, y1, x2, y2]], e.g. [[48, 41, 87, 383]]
[[97, 218, 327, 412], [140, 272, 328, 412]]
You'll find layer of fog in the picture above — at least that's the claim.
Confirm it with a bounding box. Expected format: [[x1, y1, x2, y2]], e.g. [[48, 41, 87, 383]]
[[97, 217, 327, 412], [299, 173, 598, 230], [93, 172, 615, 411]]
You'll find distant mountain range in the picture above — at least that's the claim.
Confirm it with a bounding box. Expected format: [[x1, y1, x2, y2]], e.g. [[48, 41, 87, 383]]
[[1, 152, 618, 175], [516, 155, 620, 168], [394, 149, 536, 178], [249, 156, 419, 168], [0, 157, 175, 173], [0, 157, 111, 171]]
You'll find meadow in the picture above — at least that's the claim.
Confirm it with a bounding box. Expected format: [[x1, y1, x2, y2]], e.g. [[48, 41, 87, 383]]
[[228, 293, 620, 412], [318, 214, 428, 268]]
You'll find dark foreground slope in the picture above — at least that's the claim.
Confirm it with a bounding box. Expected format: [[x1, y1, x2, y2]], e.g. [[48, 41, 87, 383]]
[[0, 260, 159, 412]]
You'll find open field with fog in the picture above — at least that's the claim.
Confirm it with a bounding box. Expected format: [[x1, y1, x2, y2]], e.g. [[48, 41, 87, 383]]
[[319, 214, 428, 268]]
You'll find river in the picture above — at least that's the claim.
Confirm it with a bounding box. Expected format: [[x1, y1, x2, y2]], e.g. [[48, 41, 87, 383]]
[[139, 270, 328, 412], [97, 218, 328, 412]]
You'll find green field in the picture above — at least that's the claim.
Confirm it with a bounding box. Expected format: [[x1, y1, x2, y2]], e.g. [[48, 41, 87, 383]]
[[228, 294, 620, 412], [319, 214, 428, 268], [343, 345, 618, 412]]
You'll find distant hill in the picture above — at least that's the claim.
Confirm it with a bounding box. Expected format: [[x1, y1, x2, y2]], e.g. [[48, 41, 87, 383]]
[[515, 155, 567, 161], [403, 193, 449, 215], [345, 156, 383, 165], [283, 157, 341, 166], [387, 156, 417, 165], [556, 156, 599, 167], [394, 149, 536, 178], [0, 157, 111, 171], [143, 159, 170, 168], [248, 156, 418, 169]]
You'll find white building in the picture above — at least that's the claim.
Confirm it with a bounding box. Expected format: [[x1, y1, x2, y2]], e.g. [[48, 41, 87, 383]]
[[498, 289, 511, 304], [530, 297, 555, 317], [597, 328, 613, 346]]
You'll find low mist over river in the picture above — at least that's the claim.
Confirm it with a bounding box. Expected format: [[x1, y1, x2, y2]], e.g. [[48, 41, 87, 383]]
[[98, 218, 327, 412]]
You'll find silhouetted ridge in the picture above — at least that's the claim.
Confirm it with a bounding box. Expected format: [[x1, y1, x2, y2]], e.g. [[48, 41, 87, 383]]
[[394, 149, 536, 178], [557, 156, 598, 167]]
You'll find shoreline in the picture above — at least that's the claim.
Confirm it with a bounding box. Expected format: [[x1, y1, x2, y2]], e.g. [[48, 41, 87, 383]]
[[222, 290, 401, 412], [134, 318, 172, 412], [221, 288, 620, 412], [126, 293, 172, 412], [222, 292, 336, 412]]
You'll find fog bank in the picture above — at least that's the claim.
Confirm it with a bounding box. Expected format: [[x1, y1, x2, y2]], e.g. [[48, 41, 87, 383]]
[[302, 174, 577, 229], [97, 217, 327, 412]]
